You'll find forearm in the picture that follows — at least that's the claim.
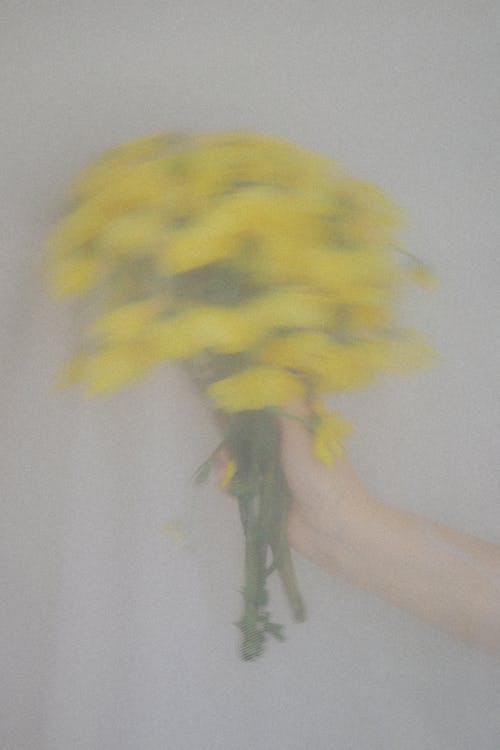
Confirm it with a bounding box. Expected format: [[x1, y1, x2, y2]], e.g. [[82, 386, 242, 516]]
[[334, 496, 500, 654]]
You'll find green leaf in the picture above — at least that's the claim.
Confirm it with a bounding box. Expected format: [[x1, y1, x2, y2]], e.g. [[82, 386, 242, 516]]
[[192, 438, 230, 485], [193, 456, 214, 485]]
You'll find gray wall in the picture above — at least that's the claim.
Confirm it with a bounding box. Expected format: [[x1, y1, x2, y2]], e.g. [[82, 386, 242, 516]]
[[2, 2, 499, 748]]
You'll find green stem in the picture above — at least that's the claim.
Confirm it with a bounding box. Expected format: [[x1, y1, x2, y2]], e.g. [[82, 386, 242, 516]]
[[238, 494, 268, 660], [265, 459, 306, 622], [186, 357, 307, 659], [228, 410, 306, 658], [276, 543, 306, 622]]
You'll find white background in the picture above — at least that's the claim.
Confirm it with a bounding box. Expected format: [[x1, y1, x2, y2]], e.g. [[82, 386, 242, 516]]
[[2, 2, 500, 748]]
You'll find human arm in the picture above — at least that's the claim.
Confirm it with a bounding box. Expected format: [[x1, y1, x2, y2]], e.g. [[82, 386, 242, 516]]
[[278, 404, 500, 656]]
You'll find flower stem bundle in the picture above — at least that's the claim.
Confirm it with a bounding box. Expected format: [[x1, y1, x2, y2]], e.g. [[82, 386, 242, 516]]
[[45, 131, 435, 659]]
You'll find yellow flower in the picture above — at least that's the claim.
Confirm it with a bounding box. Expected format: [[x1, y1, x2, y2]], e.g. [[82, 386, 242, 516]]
[[311, 401, 353, 465], [219, 459, 237, 489], [47, 253, 106, 298], [324, 179, 405, 247], [163, 520, 188, 545], [58, 348, 151, 393], [191, 131, 335, 192], [89, 297, 166, 344], [47, 175, 167, 261], [409, 264, 438, 289], [82, 343, 159, 394], [243, 242, 402, 297], [240, 236, 313, 284], [95, 211, 168, 257], [226, 190, 329, 238], [179, 307, 261, 353], [47, 201, 110, 257], [305, 247, 402, 293], [313, 348, 375, 391], [56, 353, 89, 388], [355, 331, 438, 374], [156, 209, 244, 274], [260, 332, 375, 391], [147, 306, 261, 360], [347, 304, 392, 331], [243, 287, 333, 330], [260, 331, 332, 369], [46, 130, 434, 406], [158, 188, 330, 276], [207, 367, 305, 412], [94, 159, 171, 209], [69, 134, 180, 198], [145, 317, 202, 360]]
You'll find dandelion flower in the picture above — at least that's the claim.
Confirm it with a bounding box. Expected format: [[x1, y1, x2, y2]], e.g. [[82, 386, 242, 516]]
[[207, 367, 305, 412], [311, 401, 353, 465]]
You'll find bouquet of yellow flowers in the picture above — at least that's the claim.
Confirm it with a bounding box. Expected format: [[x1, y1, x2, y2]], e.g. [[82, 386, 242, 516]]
[[45, 131, 435, 660]]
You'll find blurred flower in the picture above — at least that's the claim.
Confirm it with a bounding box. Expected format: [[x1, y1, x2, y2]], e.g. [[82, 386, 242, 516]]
[[89, 297, 166, 344], [410, 263, 438, 289], [207, 367, 305, 411], [46, 129, 436, 660], [311, 401, 353, 465], [48, 253, 106, 297], [81, 343, 158, 394], [218, 459, 237, 489]]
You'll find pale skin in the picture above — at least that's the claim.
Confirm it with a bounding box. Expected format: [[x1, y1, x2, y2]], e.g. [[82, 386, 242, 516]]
[[218, 402, 500, 656]]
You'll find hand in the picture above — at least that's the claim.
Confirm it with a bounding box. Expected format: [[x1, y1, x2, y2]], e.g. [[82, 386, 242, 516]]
[[215, 401, 375, 577], [216, 402, 500, 654], [276, 401, 375, 576]]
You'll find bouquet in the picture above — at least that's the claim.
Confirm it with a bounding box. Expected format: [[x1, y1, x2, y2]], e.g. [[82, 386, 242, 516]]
[[45, 131, 435, 660]]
